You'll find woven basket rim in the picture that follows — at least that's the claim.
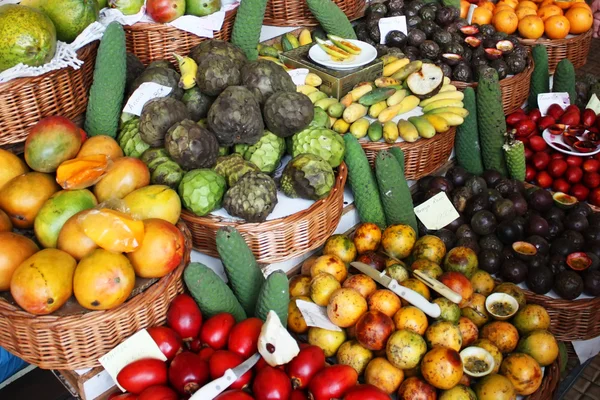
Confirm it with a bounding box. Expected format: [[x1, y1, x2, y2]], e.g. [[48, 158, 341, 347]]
[[451, 53, 534, 89], [360, 126, 456, 151], [125, 7, 237, 32], [263, 0, 366, 27], [181, 162, 348, 229], [0, 221, 191, 325], [518, 27, 592, 46]]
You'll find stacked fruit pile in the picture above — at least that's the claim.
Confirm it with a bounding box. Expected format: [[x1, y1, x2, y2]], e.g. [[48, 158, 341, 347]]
[[288, 223, 559, 398], [0, 115, 187, 315]]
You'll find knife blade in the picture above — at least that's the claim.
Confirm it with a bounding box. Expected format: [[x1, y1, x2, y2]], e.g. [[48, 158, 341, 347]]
[[413, 270, 463, 304], [351, 262, 441, 318], [190, 352, 260, 400]]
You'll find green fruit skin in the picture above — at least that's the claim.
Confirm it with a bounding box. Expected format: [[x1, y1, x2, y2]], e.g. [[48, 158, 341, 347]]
[[84, 22, 127, 138], [306, 0, 357, 39], [0, 4, 57, 72], [389, 147, 405, 175], [186, 0, 220, 17], [255, 270, 289, 327], [375, 150, 418, 232], [231, 0, 268, 60], [477, 69, 508, 176], [25, 116, 82, 173], [553, 59, 576, 104], [178, 169, 226, 216], [368, 121, 383, 142], [343, 134, 387, 228], [456, 87, 484, 175], [216, 227, 265, 316], [528, 45, 550, 111], [108, 0, 144, 15], [184, 262, 247, 322], [34, 189, 98, 248], [42, 0, 99, 43], [505, 140, 526, 181]]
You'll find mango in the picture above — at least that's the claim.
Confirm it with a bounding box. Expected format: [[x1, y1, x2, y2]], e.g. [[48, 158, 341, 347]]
[[56, 154, 110, 190], [0, 172, 60, 229], [34, 189, 98, 248], [0, 149, 29, 190], [11, 249, 76, 315], [94, 157, 150, 202], [123, 185, 181, 224], [74, 249, 136, 310], [79, 209, 145, 253], [0, 209, 12, 232], [77, 135, 123, 160], [57, 210, 98, 260], [0, 232, 39, 291], [24, 116, 82, 173]]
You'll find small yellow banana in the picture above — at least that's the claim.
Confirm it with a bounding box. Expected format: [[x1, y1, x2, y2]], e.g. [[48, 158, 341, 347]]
[[173, 53, 197, 90]]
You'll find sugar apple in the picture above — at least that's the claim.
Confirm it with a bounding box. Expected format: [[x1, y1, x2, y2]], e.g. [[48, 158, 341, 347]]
[[241, 60, 296, 105], [129, 66, 183, 100], [182, 87, 214, 121], [189, 40, 247, 70], [207, 86, 264, 146], [126, 52, 145, 92], [139, 97, 190, 147], [196, 54, 241, 97], [214, 154, 259, 187], [178, 169, 226, 216], [263, 92, 314, 138], [219, 146, 230, 156], [281, 154, 335, 200], [291, 127, 346, 168], [117, 117, 150, 158], [165, 119, 220, 170], [141, 148, 171, 173], [151, 160, 184, 190], [239, 131, 286, 173], [223, 171, 278, 222]]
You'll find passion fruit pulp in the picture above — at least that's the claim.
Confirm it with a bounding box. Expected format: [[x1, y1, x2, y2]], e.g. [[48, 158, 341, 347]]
[[566, 252, 592, 271], [512, 241, 537, 261], [552, 192, 577, 209]]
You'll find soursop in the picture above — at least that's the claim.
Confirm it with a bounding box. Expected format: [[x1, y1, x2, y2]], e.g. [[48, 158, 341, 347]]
[[214, 154, 260, 187], [152, 160, 184, 189], [223, 171, 278, 222], [291, 127, 345, 168], [241, 60, 296, 105], [207, 86, 264, 146], [189, 40, 247, 70], [165, 119, 220, 170], [117, 117, 150, 158], [239, 131, 286, 173], [503, 131, 526, 182], [182, 87, 214, 121], [139, 97, 190, 147], [178, 169, 227, 216], [281, 154, 335, 200], [263, 91, 314, 138], [196, 54, 242, 97]]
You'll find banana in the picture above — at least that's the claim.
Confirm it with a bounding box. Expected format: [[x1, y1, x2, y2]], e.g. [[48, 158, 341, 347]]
[[343, 103, 368, 124], [383, 58, 410, 77], [422, 114, 450, 133], [443, 77, 451, 85], [258, 56, 286, 68], [315, 98, 338, 110], [397, 119, 419, 143], [386, 89, 408, 106], [383, 121, 399, 144], [375, 77, 400, 88], [173, 53, 197, 90], [299, 29, 312, 46], [368, 101, 388, 118], [438, 85, 458, 93], [308, 91, 328, 103], [426, 107, 469, 118], [391, 61, 422, 81], [305, 73, 322, 87], [408, 116, 436, 139], [381, 54, 399, 66], [327, 116, 337, 129], [422, 100, 464, 114], [430, 112, 464, 126], [297, 85, 319, 95], [332, 118, 350, 134], [348, 83, 374, 102], [419, 91, 465, 108], [378, 95, 420, 123]]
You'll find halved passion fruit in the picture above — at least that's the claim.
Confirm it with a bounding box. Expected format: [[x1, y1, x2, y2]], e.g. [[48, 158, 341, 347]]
[[495, 40, 514, 53], [442, 53, 463, 66], [460, 25, 480, 35], [512, 241, 537, 261], [484, 48, 503, 60], [552, 192, 577, 209], [464, 36, 482, 48], [567, 252, 592, 271]]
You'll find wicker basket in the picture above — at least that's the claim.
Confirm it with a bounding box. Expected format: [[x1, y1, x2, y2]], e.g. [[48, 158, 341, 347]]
[[124, 8, 237, 65], [518, 28, 592, 74], [0, 43, 98, 148], [0, 221, 191, 370], [264, 0, 366, 26], [452, 54, 534, 115], [181, 163, 347, 264], [527, 360, 560, 400], [361, 127, 456, 180]]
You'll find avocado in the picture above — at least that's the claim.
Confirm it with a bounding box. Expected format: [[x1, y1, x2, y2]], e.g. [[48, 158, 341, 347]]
[[527, 267, 554, 295], [444, 41, 465, 56], [386, 30, 408, 48], [583, 269, 600, 296], [471, 210, 498, 236], [388, 0, 405, 13], [479, 234, 504, 253], [506, 53, 527, 75], [436, 60, 453, 78], [419, 40, 440, 60], [480, 249, 502, 274], [554, 270, 584, 300], [465, 176, 487, 195], [435, 6, 454, 27], [403, 45, 421, 61], [480, 24, 496, 37], [493, 198, 516, 221], [452, 62, 472, 83], [407, 15, 422, 28], [433, 30, 453, 46], [419, 4, 437, 21], [490, 59, 509, 80], [497, 220, 523, 245], [526, 235, 550, 255], [408, 29, 427, 47], [367, 2, 387, 15], [501, 258, 528, 284], [462, 47, 473, 63], [418, 20, 438, 38]]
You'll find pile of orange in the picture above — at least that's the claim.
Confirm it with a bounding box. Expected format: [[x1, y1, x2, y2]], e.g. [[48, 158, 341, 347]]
[[459, 0, 593, 40]]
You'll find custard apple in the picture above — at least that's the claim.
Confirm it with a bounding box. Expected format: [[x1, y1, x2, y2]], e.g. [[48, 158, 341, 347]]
[[263, 92, 314, 138], [214, 154, 260, 187], [141, 148, 170, 173], [151, 160, 184, 190], [117, 117, 150, 158], [178, 169, 226, 216], [165, 119, 219, 170], [189, 40, 247, 70], [281, 154, 335, 200], [223, 171, 278, 222], [291, 127, 346, 168], [196, 54, 241, 97], [241, 59, 296, 105], [182, 87, 214, 121], [239, 131, 286, 173], [139, 97, 190, 147]]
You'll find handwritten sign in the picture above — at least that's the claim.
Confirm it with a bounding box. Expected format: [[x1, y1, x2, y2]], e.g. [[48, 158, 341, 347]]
[[414, 192, 460, 231], [288, 68, 310, 86], [538, 92, 570, 116], [123, 82, 172, 116], [378, 16, 408, 45], [99, 329, 166, 391], [296, 299, 342, 332]]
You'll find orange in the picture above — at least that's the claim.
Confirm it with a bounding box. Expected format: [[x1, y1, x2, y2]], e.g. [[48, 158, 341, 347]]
[[517, 7, 538, 18], [518, 1, 538, 9], [554, 0, 574, 9], [472, 7, 494, 24], [495, 4, 516, 14], [504, 0, 520, 7], [544, 14, 571, 38], [461, 0, 471, 18], [479, 0, 496, 12], [493, 10, 520, 33], [569, 2, 592, 11], [540, 0, 555, 6], [518, 15, 546, 38], [565, 6, 593, 33], [537, 5, 563, 20]]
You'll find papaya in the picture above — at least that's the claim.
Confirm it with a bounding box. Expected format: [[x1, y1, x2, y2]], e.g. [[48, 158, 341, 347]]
[[56, 154, 110, 190], [0, 209, 12, 232], [57, 210, 98, 260], [78, 208, 145, 253], [0, 232, 39, 291], [77, 135, 123, 160], [127, 219, 185, 278], [93, 157, 150, 202], [122, 185, 181, 225], [10, 249, 76, 315], [0, 149, 29, 191], [24, 116, 82, 173], [73, 249, 136, 310], [34, 189, 98, 248], [0, 172, 60, 229]]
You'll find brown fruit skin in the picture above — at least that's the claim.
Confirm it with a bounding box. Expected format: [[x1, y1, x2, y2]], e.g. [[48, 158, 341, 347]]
[[0, 209, 12, 232], [439, 271, 474, 308], [353, 223, 382, 254], [0, 232, 39, 291], [355, 310, 395, 351], [57, 210, 98, 261], [368, 289, 401, 317], [343, 274, 377, 298], [0, 172, 60, 229], [397, 377, 437, 400], [0, 149, 28, 191], [365, 357, 404, 394], [420, 347, 464, 390], [301, 255, 318, 275], [93, 157, 150, 202]]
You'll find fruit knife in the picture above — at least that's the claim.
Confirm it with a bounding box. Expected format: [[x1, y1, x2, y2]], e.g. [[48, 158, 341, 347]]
[[413, 269, 463, 304]]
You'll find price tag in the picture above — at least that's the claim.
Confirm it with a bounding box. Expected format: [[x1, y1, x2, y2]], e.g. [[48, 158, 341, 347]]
[[296, 299, 342, 332], [99, 329, 166, 391], [378, 16, 408, 44], [287, 68, 310, 85], [168, 15, 222, 38], [538, 92, 570, 116], [414, 191, 460, 231], [467, 4, 478, 24], [123, 82, 172, 116], [0, 0, 20, 4]]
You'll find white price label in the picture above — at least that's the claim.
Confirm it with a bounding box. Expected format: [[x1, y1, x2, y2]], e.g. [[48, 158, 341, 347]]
[[296, 299, 342, 332], [99, 329, 166, 391], [123, 82, 172, 116], [288, 68, 310, 85], [378, 16, 408, 45], [414, 192, 461, 231], [467, 4, 478, 24], [538, 92, 570, 116], [168, 15, 215, 38]]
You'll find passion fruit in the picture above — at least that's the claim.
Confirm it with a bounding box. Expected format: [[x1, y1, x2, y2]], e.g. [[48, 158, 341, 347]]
[[512, 241, 537, 261], [484, 48, 503, 60], [512, 304, 551, 335], [474, 374, 516, 400], [421, 347, 464, 390], [517, 329, 559, 367], [495, 40, 514, 53], [500, 353, 543, 395], [493, 282, 526, 310], [553, 192, 577, 209], [426, 321, 463, 352], [566, 252, 592, 271]]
